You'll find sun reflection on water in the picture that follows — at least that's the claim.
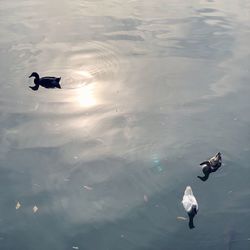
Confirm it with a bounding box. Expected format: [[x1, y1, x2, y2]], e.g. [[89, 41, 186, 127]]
[[77, 84, 97, 107], [77, 70, 93, 79], [73, 70, 97, 107]]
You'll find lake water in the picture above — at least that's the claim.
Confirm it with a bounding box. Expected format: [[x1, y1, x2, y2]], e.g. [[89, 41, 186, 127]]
[[0, 0, 250, 249]]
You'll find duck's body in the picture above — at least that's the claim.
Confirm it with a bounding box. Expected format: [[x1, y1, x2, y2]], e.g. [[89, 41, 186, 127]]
[[182, 186, 198, 229], [29, 72, 61, 90], [198, 152, 222, 181]]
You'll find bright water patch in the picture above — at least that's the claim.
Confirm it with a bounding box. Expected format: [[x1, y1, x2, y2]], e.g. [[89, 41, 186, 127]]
[[0, 0, 250, 249]]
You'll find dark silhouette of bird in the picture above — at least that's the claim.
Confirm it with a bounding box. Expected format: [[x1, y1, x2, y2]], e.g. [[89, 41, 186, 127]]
[[198, 152, 222, 181], [182, 186, 198, 229], [29, 72, 61, 90]]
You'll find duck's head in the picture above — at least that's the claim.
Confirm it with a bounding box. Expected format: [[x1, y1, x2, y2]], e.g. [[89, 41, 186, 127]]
[[29, 72, 39, 79], [215, 152, 222, 161], [188, 205, 198, 219], [188, 205, 198, 229], [192, 206, 198, 215]]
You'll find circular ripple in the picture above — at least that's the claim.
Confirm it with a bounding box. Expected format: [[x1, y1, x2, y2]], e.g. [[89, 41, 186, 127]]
[[57, 41, 122, 90]]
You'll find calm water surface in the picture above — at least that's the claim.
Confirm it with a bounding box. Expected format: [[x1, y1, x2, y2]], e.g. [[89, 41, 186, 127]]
[[0, 0, 250, 249]]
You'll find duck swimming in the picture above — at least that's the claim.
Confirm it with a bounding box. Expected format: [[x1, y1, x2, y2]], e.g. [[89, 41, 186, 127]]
[[197, 152, 222, 181], [29, 72, 61, 90], [182, 186, 198, 229]]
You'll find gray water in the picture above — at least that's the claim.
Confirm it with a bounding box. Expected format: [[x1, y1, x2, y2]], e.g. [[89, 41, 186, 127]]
[[0, 0, 250, 249]]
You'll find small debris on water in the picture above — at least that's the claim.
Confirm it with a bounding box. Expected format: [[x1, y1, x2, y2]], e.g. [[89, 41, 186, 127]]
[[228, 190, 233, 194], [72, 247, 79, 250], [33, 206, 38, 213], [177, 216, 187, 221], [83, 185, 93, 190], [144, 195, 148, 202], [16, 202, 21, 210], [120, 234, 124, 238]]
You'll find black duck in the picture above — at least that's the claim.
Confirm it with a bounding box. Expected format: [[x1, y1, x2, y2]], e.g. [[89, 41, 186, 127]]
[[29, 72, 61, 90]]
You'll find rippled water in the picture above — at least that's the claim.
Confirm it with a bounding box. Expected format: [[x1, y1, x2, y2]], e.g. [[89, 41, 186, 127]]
[[0, 0, 250, 249]]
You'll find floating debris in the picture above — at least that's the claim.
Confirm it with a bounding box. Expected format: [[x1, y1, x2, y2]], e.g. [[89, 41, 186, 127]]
[[120, 234, 124, 238], [16, 202, 21, 210], [33, 206, 38, 213], [177, 216, 187, 221], [83, 185, 93, 190], [72, 247, 79, 250], [143, 195, 148, 202]]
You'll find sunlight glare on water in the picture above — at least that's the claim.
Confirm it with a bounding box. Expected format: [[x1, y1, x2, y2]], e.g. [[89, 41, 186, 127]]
[[77, 84, 97, 107], [0, 0, 250, 249], [72, 69, 98, 108]]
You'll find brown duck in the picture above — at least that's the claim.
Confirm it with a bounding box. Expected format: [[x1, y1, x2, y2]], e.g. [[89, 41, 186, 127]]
[[197, 152, 222, 181]]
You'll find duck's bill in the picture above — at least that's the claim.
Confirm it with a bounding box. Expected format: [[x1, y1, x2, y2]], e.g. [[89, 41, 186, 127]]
[[29, 74, 32, 78]]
